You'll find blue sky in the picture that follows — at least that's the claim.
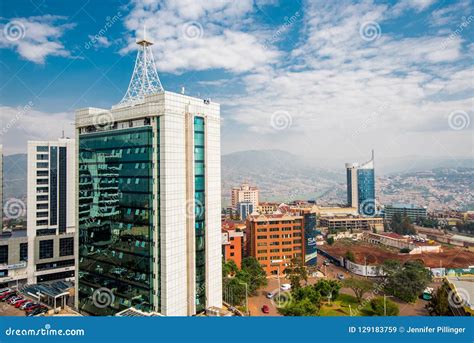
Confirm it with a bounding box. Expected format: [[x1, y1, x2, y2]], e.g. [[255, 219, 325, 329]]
[[0, 0, 472, 165]]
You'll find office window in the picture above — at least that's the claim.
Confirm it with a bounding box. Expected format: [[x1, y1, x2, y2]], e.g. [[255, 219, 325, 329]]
[[59, 238, 74, 257], [20, 243, 28, 261], [37, 146, 49, 152], [39, 240, 54, 259], [0, 245, 8, 264]]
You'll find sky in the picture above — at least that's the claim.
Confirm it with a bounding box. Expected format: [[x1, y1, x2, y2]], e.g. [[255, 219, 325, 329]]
[[0, 0, 472, 166]]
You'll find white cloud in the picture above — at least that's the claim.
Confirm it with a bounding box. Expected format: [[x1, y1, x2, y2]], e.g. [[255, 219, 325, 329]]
[[0, 104, 74, 154], [0, 15, 74, 64], [121, 0, 280, 73], [221, 0, 473, 159]]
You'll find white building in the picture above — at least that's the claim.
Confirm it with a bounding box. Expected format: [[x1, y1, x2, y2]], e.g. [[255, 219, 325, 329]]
[[75, 35, 222, 316], [231, 183, 259, 209], [26, 139, 76, 284]]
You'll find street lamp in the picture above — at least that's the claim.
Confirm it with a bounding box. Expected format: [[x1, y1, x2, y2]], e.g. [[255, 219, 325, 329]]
[[271, 259, 283, 305], [238, 281, 249, 316]]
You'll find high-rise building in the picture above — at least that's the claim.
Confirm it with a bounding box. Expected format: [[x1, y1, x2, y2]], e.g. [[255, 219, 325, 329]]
[[231, 183, 258, 209], [26, 139, 76, 283], [346, 151, 375, 216], [75, 34, 221, 316], [246, 214, 304, 276], [0, 144, 2, 229], [237, 201, 254, 221]]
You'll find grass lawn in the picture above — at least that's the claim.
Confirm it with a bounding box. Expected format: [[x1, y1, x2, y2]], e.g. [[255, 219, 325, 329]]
[[320, 293, 374, 316]]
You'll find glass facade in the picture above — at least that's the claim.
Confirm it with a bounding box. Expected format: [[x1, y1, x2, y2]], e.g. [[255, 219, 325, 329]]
[[346, 169, 353, 206], [49, 146, 58, 226], [357, 169, 375, 216], [78, 126, 155, 316], [194, 117, 206, 312]]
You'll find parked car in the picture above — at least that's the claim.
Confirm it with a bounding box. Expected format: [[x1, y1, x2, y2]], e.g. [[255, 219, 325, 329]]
[[280, 284, 291, 291], [266, 291, 275, 299], [25, 304, 42, 313], [26, 306, 48, 316], [0, 291, 14, 300], [15, 299, 29, 308], [1, 292, 17, 301], [323, 260, 330, 266], [7, 296, 23, 304], [261, 305, 270, 314], [25, 304, 47, 316], [0, 288, 12, 295], [21, 302, 37, 310], [337, 274, 345, 280]]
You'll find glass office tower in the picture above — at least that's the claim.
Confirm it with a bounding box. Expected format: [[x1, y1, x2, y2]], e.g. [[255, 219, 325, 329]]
[[75, 94, 222, 316], [345, 151, 375, 216]]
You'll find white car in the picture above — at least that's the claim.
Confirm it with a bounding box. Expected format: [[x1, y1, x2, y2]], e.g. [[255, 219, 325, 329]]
[[280, 284, 291, 291]]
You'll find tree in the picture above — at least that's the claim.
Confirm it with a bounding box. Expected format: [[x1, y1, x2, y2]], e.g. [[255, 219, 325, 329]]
[[390, 213, 415, 235], [382, 260, 432, 303], [345, 251, 355, 262], [369, 297, 399, 316], [278, 285, 321, 316], [343, 278, 373, 303], [284, 257, 308, 290], [238, 257, 267, 295], [222, 277, 246, 306], [326, 236, 335, 245], [426, 282, 452, 316], [222, 260, 238, 277], [278, 297, 320, 316], [314, 279, 341, 301]]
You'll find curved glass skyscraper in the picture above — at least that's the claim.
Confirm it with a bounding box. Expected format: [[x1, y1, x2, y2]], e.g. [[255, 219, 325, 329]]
[[346, 151, 375, 216]]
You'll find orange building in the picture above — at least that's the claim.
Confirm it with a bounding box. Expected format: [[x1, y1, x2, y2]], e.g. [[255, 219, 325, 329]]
[[222, 221, 243, 268], [246, 214, 305, 276]]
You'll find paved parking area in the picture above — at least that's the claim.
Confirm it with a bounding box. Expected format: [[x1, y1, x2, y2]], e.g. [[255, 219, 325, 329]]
[[0, 302, 26, 316]]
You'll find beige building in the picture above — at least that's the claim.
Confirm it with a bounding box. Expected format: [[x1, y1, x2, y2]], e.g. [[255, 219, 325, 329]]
[[319, 215, 384, 232], [231, 183, 259, 208]]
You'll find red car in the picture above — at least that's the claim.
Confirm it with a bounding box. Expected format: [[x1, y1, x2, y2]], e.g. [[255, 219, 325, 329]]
[[15, 299, 29, 308], [0, 291, 16, 301], [261, 305, 270, 314]]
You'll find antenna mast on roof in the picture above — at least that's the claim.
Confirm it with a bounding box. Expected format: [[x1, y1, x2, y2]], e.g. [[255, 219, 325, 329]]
[[118, 25, 164, 106]]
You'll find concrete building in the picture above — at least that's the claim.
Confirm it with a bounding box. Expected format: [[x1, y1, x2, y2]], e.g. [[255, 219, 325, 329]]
[[75, 35, 221, 316], [319, 215, 384, 232], [0, 145, 2, 228], [231, 183, 258, 209], [257, 202, 279, 214], [0, 229, 28, 288], [246, 214, 304, 276], [222, 227, 243, 269], [384, 204, 427, 222], [27, 139, 76, 284], [237, 201, 254, 221], [346, 151, 376, 216]]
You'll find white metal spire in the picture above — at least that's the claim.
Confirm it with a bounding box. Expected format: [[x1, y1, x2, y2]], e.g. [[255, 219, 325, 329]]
[[118, 27, 164, 106]]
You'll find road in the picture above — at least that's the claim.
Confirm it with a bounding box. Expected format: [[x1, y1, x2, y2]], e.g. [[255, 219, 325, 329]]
[[248, 257, 431, 316]]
